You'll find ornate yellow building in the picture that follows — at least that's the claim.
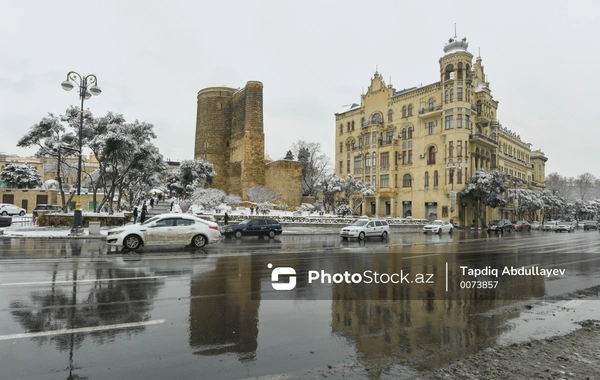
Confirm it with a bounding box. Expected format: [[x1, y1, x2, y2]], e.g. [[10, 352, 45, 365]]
[[335, 36, 546, 226]]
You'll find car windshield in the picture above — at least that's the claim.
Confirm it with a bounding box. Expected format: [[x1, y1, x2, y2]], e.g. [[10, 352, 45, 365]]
[[558, 222, 569, 226], [585, 221, 597, 225], [490, 220, 500, 224], [351, 220, 369, 227], [142, 216, 161, 225], [238, 219, 251, 225]]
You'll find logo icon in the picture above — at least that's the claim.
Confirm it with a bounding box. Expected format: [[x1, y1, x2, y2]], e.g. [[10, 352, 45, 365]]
[[268, 263, 296, 290]]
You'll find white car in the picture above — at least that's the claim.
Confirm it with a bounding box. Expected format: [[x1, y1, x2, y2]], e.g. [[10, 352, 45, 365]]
[[423, 220, 454, 234], [542, 221, 558, 231], [0, 203, 26, 216], [340, 218, 390, 240], [106, 213, 221, 251]]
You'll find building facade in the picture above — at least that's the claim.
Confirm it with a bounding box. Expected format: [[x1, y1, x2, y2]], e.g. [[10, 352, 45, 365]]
[[194, 81, 302, 207], [334, 36, 547, 226]]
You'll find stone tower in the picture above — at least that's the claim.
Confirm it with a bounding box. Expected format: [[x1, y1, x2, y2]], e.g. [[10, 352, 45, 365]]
[[194, 81, 267, 200]]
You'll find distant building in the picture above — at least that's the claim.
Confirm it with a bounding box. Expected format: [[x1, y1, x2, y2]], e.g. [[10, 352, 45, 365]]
[[335, 36, 547, 226], [194, 81, 302, 207]]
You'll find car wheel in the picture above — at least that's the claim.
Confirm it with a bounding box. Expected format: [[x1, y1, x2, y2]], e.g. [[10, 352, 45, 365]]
[[192, 234, 207, 248], [124, 235, 142, 250], [1, 211, 7, 216], [234, 230, 243, 239], [19, 211, 25, 216], [381, 231, 388, 239], [358, 231, 365, 240], [268, 230, 276, 239], [437, 229, 442, 235], [449, 228, 453, 234]]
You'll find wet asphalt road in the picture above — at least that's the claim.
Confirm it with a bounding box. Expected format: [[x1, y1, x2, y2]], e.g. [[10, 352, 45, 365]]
[[1, 230, 599, 380]]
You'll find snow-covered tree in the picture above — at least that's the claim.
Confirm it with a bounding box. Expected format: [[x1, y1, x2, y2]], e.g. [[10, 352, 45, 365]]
[[17, 109, 87, 208], [509, 188, 544, 221], [166, 159, 216, 199], [247, 186, 278, 203], [257, 201, 273, 214], [84, 111, 167, 213], [317, 175, 345, 213], [460, 169, 509, 227], [342, 174, 375, 213], [0, 163, 42, 189], [224, 194, 242, 208], [335, 204, 353, 217], [190, 188, 226, 211], [291, 140, 331, 196]]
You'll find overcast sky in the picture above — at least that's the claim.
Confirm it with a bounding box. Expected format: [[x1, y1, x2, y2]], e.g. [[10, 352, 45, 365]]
[[1, 0, 599, 178]]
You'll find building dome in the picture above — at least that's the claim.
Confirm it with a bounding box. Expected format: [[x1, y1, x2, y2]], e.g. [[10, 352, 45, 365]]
[[443, 37, 469, 55]]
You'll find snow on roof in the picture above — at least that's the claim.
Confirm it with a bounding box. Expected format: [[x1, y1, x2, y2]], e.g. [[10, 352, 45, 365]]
[[337, 103, 360, 115]]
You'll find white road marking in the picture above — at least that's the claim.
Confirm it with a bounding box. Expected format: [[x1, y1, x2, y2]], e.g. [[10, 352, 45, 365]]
[[1, 275, 167, 286], [401, 253, 441, 260], [0, 319, 166, 341]]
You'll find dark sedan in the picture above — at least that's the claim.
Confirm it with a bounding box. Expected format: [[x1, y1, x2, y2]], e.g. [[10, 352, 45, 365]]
[[583, 221, 598, 231], [223, 218, 283, 239], [0, 215, 12, 227]]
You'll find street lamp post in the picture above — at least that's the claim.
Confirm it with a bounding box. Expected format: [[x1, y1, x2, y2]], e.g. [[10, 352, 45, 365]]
[[61, 71, 101, 235], [446, 159, 462, 213]]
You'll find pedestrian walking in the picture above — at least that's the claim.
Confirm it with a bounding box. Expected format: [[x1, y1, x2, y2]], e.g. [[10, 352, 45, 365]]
[[250, 206, 254, 215], [224, 212, 229, 225], [133, 207, 138, 224], [255, 206, 260, 215], [170, 201, 174, 212], [150, 197, 155, 208], [140, 205, 147, 224]]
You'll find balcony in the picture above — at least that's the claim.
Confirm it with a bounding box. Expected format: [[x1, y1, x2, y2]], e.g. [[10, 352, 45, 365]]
[[354, 168, 363, 175], [361, 120, 383, 129], [418, 104, 443, 118], [469, 133, 498, 148]]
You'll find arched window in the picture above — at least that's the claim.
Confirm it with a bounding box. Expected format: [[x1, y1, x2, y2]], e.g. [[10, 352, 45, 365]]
[[428, 146, 436, 164], [351, 121, 355, 131], [408, 104, 413, 116], [339, 124, 343, 134], [402, 106, 407, 118], [365, 153, 371, 167], [372, 112, 382, 125], [388, 109, 393, 121], [428, 98, 435, 111], [445, 64, 454, 80], [346, 142, 351, 152], [424, 171, 429, 187], [433, 171, 439, 186], [407, 127, 413, 139], [372, 152, 377, 167], [401, 128, 407, 140], [347, 122, 351, 132], [402, 174, 412, 187]]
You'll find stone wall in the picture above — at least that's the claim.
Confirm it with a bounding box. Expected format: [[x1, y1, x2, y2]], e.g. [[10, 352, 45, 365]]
[[36, 212, 132, 227], [265, 160, 302, 207]]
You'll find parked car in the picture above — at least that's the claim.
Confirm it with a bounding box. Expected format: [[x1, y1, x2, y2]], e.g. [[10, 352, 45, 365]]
[[578, 220, 588, 229], [106, 213, 220, 250], [555, 221, 575, 233], [0, 215, 12, 227], [33, 204, 63, 218], [423, 220, 454, 235], [530, 221, 541, 230], [486, 219, 513, 234], [583, 221, 598, 231], [223, 218, 283, 239], [0, 203, 26, 216], [513, 220, 531, 232], [340, 218, 390, 240], [542, 221, 559, 231]]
